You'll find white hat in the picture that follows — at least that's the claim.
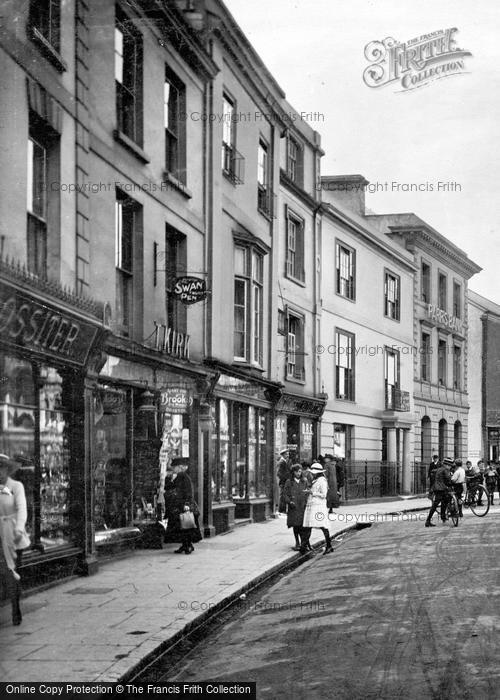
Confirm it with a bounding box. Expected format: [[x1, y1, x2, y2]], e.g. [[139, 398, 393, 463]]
[[310, 464, 325, 475]]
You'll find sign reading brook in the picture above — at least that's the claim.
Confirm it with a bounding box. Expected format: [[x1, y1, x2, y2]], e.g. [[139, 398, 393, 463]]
[[363, 28, 472, 91]]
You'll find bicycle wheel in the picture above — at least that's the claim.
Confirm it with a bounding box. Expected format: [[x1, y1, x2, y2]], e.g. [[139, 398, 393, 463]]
[[447, 495, 459, 527], [469, 485, 490, 517]]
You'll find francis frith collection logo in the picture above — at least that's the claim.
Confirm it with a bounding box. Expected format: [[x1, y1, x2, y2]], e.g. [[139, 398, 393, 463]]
[[363, 28, 472, 91]]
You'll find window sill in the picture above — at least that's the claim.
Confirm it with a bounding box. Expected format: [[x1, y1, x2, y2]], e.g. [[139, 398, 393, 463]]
[[232, 361, 265, 373], [113, 130, 150, 163], [335, 291, 356, 303], [30, 27, 67, 72], [258, 205, 274, 222], [212, 501, 236, 510], [286, 375, 306, 385], [162, 171, 192, 198], [285, 273, 306, 288], [233, 496, 270, 503], [384, 314, 401, 323]]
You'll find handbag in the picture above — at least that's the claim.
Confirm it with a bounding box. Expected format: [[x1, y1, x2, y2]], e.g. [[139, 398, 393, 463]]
[[14, 529, 31, 550], [179, 510, 196, 530], [189, 500, 200, 517]]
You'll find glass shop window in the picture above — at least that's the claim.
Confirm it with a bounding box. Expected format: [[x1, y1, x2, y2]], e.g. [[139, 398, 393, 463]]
[[93, 388, 131, 531], [0, 356, 72, 549], [39, 366, 71, 547]]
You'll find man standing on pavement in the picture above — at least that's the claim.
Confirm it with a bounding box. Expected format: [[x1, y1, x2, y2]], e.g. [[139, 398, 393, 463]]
[[425, 457, 454, 527], [451, 459, 466, 517], [277, 449, 290, 514], [428, 454, 440, 493]]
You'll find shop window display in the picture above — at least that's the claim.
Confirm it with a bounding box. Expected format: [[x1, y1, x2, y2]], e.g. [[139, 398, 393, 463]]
[[39, 367, 71, 547], [211, 399, 271, 502], [0, 356, 72, 549], [93, 388, 131, 531], [212, 399, 229, 502]]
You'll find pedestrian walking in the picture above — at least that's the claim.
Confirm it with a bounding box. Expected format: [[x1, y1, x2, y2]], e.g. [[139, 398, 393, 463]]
[[169, 457, 201, 554], [476, 460, 485, 505], [336, 458, 345, 498], [451, 459, 466, 517], [282, 464, 309, 551], [276, 449, 291, 514], [0, 454, 30, 625], [301, 464, 333, 555], [323, 454, 340, 510], [484, 462, 497, 505], [425, 457, 453, 527]]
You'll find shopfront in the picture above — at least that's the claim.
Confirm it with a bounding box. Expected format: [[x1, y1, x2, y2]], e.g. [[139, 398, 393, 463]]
[[0, 266, 106, 587], [92, 341, 213, 553], [207, 371, 278, 533], [274, 392, 326, 465]]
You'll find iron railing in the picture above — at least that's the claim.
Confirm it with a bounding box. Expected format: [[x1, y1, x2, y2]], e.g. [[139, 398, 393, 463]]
[[257, 185, 277, 218], [411, 461, 428, 495], [341, 461, 398, 501], [222, 142, 245, 184], [385, 384, 411, 411]]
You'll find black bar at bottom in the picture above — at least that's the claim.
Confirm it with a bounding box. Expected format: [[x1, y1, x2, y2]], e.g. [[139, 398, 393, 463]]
[[1, 682, 257, 700]]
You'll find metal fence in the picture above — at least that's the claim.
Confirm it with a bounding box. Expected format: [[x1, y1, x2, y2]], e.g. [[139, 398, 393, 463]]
[[411, 462, 428, 495], [342, 461, 398, 501]]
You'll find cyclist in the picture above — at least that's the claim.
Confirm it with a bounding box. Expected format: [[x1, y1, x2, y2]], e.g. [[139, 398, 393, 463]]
[[451, 459, 466, 517], [425, 457, 454, 527]]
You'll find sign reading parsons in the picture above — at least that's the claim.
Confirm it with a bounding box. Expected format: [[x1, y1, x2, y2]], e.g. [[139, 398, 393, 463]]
[[0, 280, 99, 366], [427, 303, 463, 333]]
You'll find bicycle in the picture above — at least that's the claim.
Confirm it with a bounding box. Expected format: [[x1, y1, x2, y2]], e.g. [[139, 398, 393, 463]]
[[444, 489, 460, 527], [427, 488, 460, 527], [462, 478, 490, 517]]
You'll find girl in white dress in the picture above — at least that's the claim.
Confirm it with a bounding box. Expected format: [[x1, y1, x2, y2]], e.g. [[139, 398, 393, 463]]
[[0, 454, 29, 625], [301, 464, 333, 555]]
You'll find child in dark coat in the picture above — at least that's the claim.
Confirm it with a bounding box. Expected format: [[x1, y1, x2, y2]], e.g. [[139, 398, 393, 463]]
[[282, 464, 309, 551]]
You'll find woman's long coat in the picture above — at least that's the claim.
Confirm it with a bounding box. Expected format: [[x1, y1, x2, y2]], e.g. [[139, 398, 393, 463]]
[[282, 476, 308, 528], [302, 475, 330, 528]]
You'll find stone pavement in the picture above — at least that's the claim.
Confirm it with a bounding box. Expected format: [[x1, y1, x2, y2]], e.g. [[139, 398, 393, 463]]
[[0, 497, 429, 683]]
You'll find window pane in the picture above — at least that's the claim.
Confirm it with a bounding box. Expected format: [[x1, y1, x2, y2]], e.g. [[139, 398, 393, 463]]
[[253, 283, 261, 363], [28, 138, 47, 219], [248, 407, 256, 497], [94, 388, 130, 531], [115, 27, 124, 82], [258, 143, 267, 186], [39, 366, 71, 548], [234, 247, 247, 276], [222, 97, 234, 145], [252, 252, 263, 283], [218, 400, 230, 500], [234, 279, 247, 358], [0, 357, 36, 541]]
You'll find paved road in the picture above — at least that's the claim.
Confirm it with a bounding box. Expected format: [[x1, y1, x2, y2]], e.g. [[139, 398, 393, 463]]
[[166, 511, 500, 700]]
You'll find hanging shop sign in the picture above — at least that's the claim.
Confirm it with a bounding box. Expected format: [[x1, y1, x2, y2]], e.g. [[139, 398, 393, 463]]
[[160, 386, 193, 414], [0, 280, 100, 366], [172, 277, 207, 305]]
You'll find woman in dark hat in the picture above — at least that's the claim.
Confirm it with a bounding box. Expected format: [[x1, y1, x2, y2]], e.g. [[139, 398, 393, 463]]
[[0, 454, 30, 625], [283, 464, 309, 551], [168, 458, 202, 554], [301, 463, 333, 555]]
